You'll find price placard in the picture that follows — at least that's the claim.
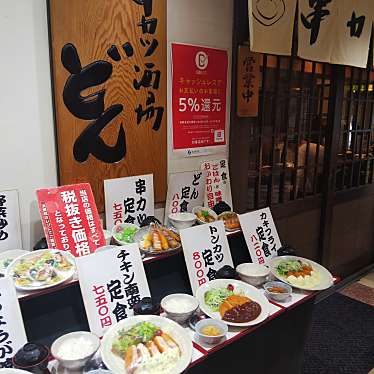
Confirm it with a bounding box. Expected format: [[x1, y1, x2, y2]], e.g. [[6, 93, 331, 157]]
[[0, 190, 22, 252], [239, 207, 282, 265], [104, 174, 154, 230], [180, 221, 233, 294], [76, 244, 150, 337], [164, 170, 206, 224], [0, 277, 27, 368], [201, 159, 232, 209]]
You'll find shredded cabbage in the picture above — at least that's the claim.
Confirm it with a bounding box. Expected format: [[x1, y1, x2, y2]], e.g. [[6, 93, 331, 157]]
[[204, 288, 233, 312]]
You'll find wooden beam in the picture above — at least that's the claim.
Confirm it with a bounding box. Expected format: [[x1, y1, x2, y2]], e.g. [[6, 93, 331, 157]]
[[319, 65, 345, 266]]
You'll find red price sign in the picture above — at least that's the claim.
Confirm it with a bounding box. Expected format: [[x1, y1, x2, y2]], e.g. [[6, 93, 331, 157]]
[[172, 43, 228, 150], [37, 183, 105, 257]]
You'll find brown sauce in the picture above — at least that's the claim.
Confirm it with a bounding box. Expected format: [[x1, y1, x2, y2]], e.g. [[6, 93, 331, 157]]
[[222, 301, 261, 323]]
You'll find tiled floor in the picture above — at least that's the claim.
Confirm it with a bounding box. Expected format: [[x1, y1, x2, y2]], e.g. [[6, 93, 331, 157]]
[[339, 270, 374, 307]]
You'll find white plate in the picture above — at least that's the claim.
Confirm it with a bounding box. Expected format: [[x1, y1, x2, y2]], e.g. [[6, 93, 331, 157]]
[[6, 249, 76, 291], [101, 315, 192, 374], [196, 279, 270, 327], [0, 249, 28, 275], [0, 370, 32, 373], [269, 255, 334, 291]]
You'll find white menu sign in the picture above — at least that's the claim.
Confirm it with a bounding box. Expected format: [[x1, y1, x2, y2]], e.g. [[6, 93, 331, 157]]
[[0, 277, 27, 368], [0, 190, 22, 252], [239, 207, 282, 265], [104, 174, 154, 230], [180, 221, 233, 294], [164, 170, 206, 224], [76, 245, 151, 337], [201, 159, 232, 210]]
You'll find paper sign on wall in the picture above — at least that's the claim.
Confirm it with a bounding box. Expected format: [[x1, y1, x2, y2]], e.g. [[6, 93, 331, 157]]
[[37, 183, 105, 257], [248, 0, 297, 56], [239, 207, 281, 265], [0, 190, 22, 252], [201, 159, 232, 210], [0, 277, 27, 368], [104, 174, 154, 230], [180, 221, 233, 294], [171, 43, 228, 155], [76, 244, 150, 337], [164, 170, 206, 224]]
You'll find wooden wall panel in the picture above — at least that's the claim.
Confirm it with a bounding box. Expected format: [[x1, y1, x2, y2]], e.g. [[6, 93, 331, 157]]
[[276, 209, 321, 262], [49, 0, 167, 211], [328, 196, 374, 276]]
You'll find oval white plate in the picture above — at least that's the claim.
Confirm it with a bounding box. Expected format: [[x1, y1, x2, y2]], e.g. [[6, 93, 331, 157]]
[[0, 369, 32, 374], [196, 278, 270, 327], [101, 315, 192, 374], [6, 249, 76, 291], [0, 249, 29, 275], [269, 255, 334, 291]]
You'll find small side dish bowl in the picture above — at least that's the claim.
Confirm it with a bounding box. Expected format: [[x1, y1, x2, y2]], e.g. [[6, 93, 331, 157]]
[[168, 213, 196, 230], [192, 206, 217, 224], [236, 263, 270, 286], [195, 318, 228, 345], [263, 281, 292, 302], [161, 293, 199, 324], [51, 331, 100, 370], [111, 223, 139, 245], [12, 342, 50, 374]]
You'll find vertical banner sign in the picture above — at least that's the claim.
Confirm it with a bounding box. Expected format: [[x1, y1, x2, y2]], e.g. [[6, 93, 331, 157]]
[[201, 159, 233, 210], [104, 174, 154, 230], [76, 245, 150, 337], [49, 0, 167, 212], [164, 170, 206, 224], [0, 277, 27, 368], [239, 208, 282, 265], [298, 0, 337, 63], [0, 190, 22, 252], [330, 0, 372, 68], [180, 221, 233, 294], [171, 43, 228, 156], [248, 0, 297, 56], [37, 183, 105, 257], [237, 46, 260, 117]]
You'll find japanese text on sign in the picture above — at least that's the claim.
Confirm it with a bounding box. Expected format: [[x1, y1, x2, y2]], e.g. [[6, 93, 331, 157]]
[[164, 170, 206, 223], [180, 221, 233, 294], [239, 207, 282, 265], [77, 245, 150, 337], [37, 183, 105, 257], [0, 191, 22, 251], [60, 0, 163, 164], [201, 159, 232, 209], [0, 278, 27, 368], [172, 43, 228, 151], [104, 174, 154, 230]]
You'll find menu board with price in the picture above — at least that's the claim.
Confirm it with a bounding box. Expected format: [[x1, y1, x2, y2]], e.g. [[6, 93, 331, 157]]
[[171, 43, 228, 155]]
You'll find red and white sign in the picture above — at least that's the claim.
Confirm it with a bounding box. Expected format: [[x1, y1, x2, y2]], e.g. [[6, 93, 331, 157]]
[[239, 208, 282, 265], [172, 43, 228, 152], [180, 221, 233, 294], [76, 244, 150, 337], [37, 183, 105, 257], [201, 159, 232, 209]]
